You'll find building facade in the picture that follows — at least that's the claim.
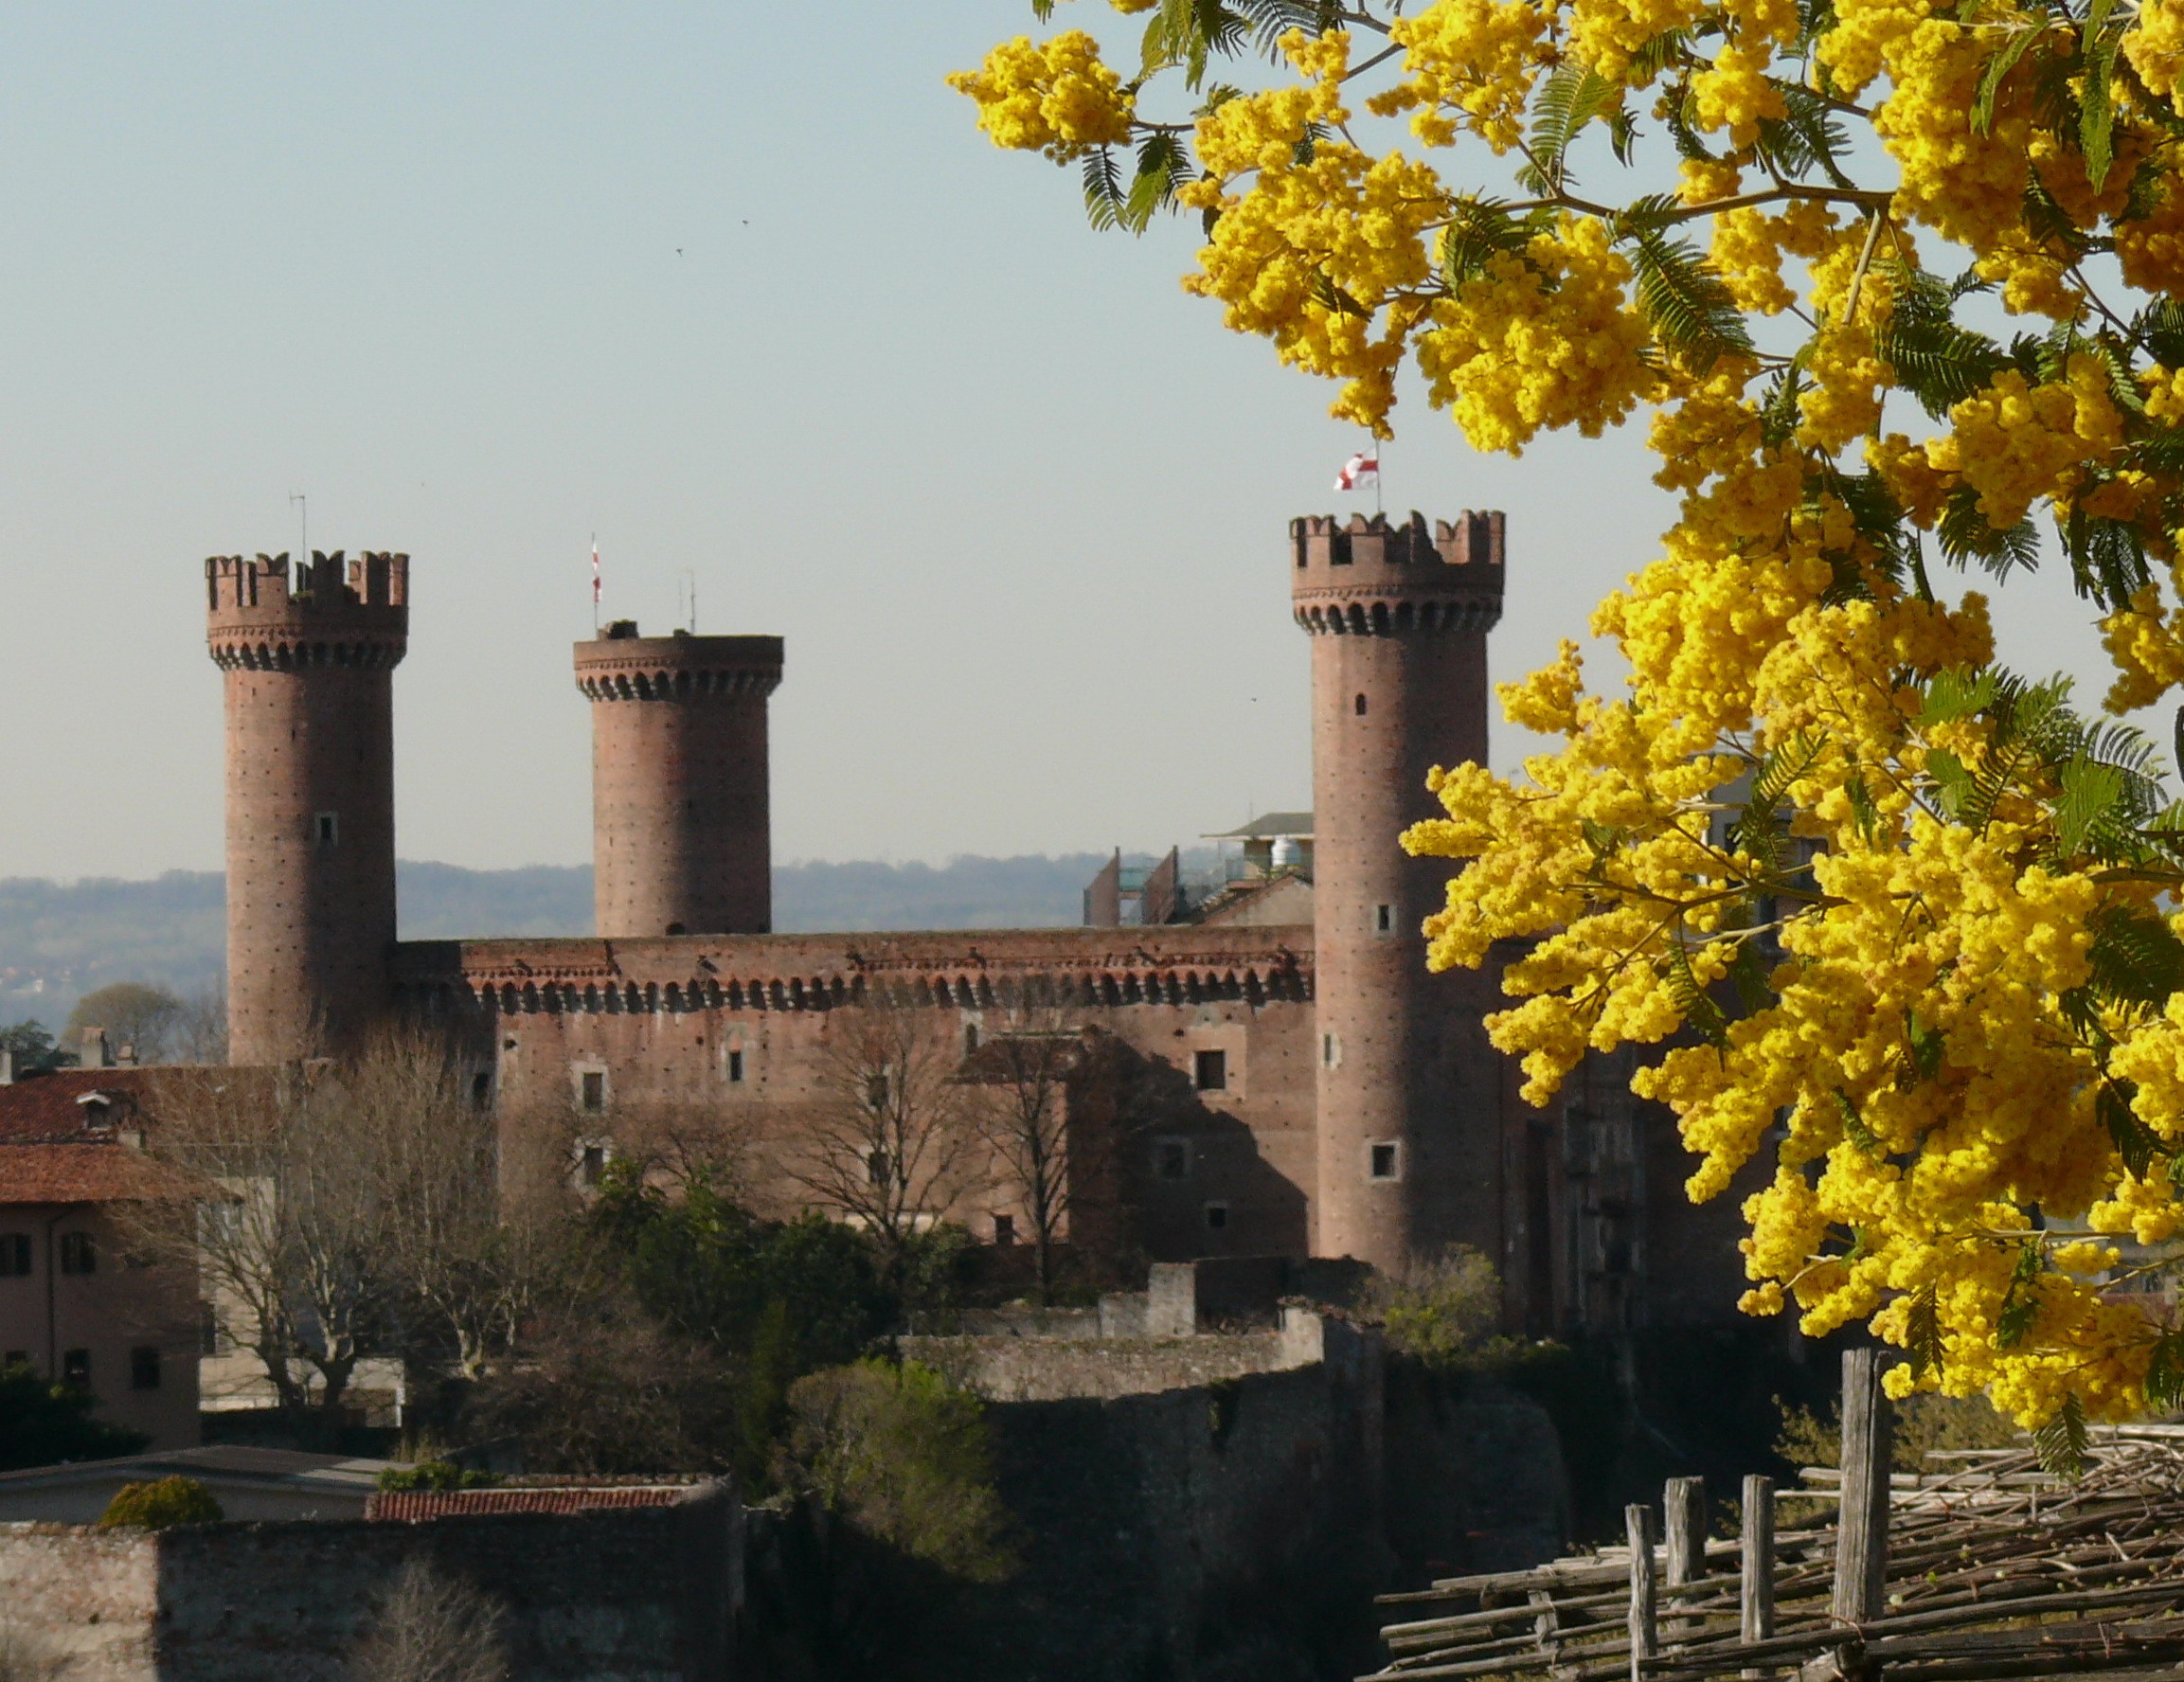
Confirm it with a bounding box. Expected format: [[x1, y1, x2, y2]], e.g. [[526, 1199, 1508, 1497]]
[[202, 517, 1752, 1333]]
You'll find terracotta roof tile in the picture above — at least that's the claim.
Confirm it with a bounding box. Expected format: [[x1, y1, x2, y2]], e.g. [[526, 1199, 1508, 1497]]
[[0, 1142, 218, 1207], [366, 1487, 692, 1521]]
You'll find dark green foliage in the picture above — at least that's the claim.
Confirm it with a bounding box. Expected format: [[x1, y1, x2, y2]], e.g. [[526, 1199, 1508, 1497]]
[[0, 1021, 63, 1072], [589, 1166, 894, 1490], [1907, 1284, 1943, 1377], [2032, 1391, 2089, 1478], [377, 1458, 501, 1492], [97, 1476, 222, 1530], [1996, 1241, 2044, 1349], [0, 1359, 148, 1470], [1631, 231, 1755, 367], [2147, 1328, 2184, 1411]]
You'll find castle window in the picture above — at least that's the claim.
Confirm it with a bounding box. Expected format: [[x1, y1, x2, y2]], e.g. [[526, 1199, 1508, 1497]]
[[1204, 1202, 1229, 1231], [993, 1213, 1015, 1246], [58, 1231, 95, 1275], [965, 1024, 980, 1054], [470, 1071, 492, 1111], [1155, 1138, 1191, 1181], [1322, 1032, 1340, 1069], [1355, 692, 1368, 715], [0, 1235, 27, 1278], [581, 1071, 605, 1111], [61, 1349, 89, 1388], [727, 1049, 744, 1083], [868, 1150, 890, 1188], [130, 1347, 161, 1391], [1194, 1050, 1227, 1092], [1376, 904, 1393, 934], [579, 1145, 605, 1188], [868, 1074, 889, 1111], [1369, 1142, 1402, 1181], [314, 812, 339, 847]]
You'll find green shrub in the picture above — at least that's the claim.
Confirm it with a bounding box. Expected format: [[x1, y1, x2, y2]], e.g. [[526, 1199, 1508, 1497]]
[[377, 1459, 501, 1492], [1368, 1245, 1504, 1369], [97, 1476, 222, 1530], [0, 1361, 148, 1471], [781, 1358, 1014, 1583], [1775, 1387, 2019, 1471]]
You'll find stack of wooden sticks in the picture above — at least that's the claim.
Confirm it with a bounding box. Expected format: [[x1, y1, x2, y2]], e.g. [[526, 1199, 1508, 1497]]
[[1367, 1357, 2184, 1682]]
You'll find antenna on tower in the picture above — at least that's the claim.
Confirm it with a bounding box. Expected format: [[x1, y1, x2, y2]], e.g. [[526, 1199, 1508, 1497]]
[[686, 568, 697, 633], [289, 492, 307, 565]]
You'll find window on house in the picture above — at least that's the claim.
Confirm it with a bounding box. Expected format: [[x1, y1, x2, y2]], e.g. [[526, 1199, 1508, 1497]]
[[993, 1213, 1015, 1246], [965, 1024, 980, 1054], [1376, 904, 1393, 933], [58, 1231, 95, 1275], [1204, 1202, 1229, 1231], [579, 1146, 604, 1189], [130, 1347, 161, 1391], [1369, 1142, 1401, 1181], [867, 1073, 889, 1111], [1194, 1049, 1227, 1092], [200, 1303, 226, 1358], [581, 1070, 604, 1111], [314, 812, 339, 847], [868, 1150, 890, 1188], [1355, 692, 1369, 715], [1, 1351, 25, 1372], [727, 1049, 744, 1083], [0, 1235, 28, 1278], [1155, 1138, 1190, 1181], [61, 1349, 89, 1388], [470, 1071, 492, 1111]]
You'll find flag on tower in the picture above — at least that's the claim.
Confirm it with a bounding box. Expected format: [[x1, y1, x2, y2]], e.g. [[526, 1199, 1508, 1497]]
[[1334, 451, 1379, 492]]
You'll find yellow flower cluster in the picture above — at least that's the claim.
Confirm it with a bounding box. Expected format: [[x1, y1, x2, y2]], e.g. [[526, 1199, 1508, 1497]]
[[945, 31, 1133, 160], [959, 0, 2184, 1428]]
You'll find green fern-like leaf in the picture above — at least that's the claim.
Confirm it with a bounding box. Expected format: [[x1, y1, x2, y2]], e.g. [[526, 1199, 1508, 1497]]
[[1917, 668, 2000, 725], [2100, 1081, 2163, 1179], [1631, 231, 1755, 368], [1441, 199, 1548, 287], [1662, 938, 1728, 1047], [1835, 1087, 1879, 1154], [1523, 63, 1620, 193], [1936, 484, 2040, 582], [2032, 1391, 2089, 1479], [1997, 1240, 2044, 1349], [1083, 148, 1126, 232], [1973, 20, 2050, 136], [2146, 1329, 2184, 1412], [1907, 1282, 1944, 1378], [2086, 903, 2184, 1015]]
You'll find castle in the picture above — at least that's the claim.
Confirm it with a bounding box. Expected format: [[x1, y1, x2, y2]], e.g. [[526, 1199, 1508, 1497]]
[[203, 514, 1748, 1333]]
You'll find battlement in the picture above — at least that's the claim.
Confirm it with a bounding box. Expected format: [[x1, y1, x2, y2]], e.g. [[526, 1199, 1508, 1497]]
[[206, 551, 408, 618], [574, 631, 784, 704], [206, 551, 409, 671], [1290, 511, 1504, 635], [1289, 510, 1503, 573]]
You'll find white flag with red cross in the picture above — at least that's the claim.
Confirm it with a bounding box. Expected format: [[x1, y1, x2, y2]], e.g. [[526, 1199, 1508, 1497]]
[[1334, 451, 1379, 492]]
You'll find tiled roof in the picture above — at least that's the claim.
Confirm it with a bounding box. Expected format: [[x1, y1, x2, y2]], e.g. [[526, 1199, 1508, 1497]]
[[0, 1142, 217, 1207], [0, 1067, 275, 1145], [367, 1486, 694, 1521]]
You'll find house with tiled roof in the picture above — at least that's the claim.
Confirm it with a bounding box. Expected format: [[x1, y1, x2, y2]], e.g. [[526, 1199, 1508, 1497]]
[[0, 1063, 218, 1450]]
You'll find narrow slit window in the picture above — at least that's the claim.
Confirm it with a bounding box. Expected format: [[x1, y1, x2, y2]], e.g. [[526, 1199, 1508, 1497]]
[[581, 1070, 605, 1112], [727, 1048, 744, 1083], [993, 1213, 1016, 1246], [1204, 1202, 1229, 1231], [314, 812, 339, 847], [1376, 904, 1393, 933], [579, 1145, 605, 1188], [1354, 692, 1369, 715], [0, 1235, 28, 1278]]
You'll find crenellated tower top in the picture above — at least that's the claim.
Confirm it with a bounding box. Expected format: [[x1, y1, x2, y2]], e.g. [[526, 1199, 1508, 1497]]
[[1290, 510, 1504, 637], [206, 551, 409, 671]]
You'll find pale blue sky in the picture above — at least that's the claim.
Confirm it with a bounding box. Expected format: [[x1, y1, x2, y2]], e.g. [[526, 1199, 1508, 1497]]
[[0, 3, 2123, 880]]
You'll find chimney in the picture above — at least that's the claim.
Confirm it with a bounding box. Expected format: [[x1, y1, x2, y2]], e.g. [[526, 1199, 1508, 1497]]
[[80, 1028, 111, 1070], [116, 1042, 138, 1068], [0, 1049, 13, 1085]]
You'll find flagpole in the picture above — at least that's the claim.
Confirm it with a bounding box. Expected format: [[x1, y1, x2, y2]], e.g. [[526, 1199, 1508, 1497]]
[[591, 533, 600, 634]]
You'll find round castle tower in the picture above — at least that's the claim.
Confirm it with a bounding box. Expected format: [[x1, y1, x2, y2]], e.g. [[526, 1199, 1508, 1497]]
[[1293, 511, 1506, 1268], [206, 550, 408, 1065], [575, 625, 783, 938]]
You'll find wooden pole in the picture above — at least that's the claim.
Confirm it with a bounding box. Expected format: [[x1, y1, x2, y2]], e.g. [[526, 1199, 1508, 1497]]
[[1741, 1474, 1776, 1642], [1627, 1502, 1657, 1682], [1664, 1476, 1706, 1587], [1832, 1346, 1892, 1624]]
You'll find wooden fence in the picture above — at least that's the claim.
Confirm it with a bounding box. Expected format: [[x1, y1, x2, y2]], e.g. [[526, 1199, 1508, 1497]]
[[1368, 1351, 2184, 1682]]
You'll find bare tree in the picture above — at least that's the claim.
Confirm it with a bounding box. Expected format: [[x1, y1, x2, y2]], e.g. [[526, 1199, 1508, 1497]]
[[349, 1559, 510, 1682], [789, 1005, 972, 1275], [124, 1028, 564, 1423], [963, 1015, 1087, 1303], [123, 1065, 390, 1420], [168, 980, 229, 1065]]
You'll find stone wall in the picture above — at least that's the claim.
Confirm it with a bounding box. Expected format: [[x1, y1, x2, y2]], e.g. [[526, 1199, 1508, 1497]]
[[0, 1481, 738, 1682]]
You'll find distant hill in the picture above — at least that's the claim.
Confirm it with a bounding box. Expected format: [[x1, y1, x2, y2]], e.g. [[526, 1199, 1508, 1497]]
[[0, 852, 1184, 1029]]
